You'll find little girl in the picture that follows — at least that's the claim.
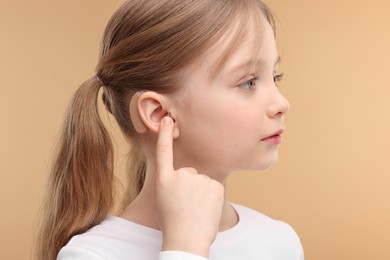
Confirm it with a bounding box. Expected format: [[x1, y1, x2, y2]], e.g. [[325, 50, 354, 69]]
[[36, 0, 304, 259]]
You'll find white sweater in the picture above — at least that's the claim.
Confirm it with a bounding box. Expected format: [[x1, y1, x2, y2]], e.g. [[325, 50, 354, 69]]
[[58, 203, 304, 260]]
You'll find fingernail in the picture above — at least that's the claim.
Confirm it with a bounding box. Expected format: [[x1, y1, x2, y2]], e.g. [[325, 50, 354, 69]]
[[162, 116, 172, 125]]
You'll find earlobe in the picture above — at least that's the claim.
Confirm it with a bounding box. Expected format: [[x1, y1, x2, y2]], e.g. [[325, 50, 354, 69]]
[[129, 91, 180, 138]]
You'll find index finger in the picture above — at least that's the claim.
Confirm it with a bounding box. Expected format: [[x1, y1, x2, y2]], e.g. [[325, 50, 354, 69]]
[[156, 116, 174, 174]]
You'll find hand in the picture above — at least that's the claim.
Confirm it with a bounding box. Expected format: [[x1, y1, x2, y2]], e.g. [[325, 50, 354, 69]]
[[155, 116, 225, 258]]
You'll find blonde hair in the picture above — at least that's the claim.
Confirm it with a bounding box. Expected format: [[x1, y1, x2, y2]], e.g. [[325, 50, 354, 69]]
[[35, 0, 275, 259]]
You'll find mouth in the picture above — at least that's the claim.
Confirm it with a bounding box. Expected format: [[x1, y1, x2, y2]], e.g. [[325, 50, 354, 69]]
[[261, 129, 284, 144]]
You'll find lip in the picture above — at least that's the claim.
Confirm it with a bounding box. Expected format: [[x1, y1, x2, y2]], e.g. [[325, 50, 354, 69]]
[[261, 129, 285, 144]]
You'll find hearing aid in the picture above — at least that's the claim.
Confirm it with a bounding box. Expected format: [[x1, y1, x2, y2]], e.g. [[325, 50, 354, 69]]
[[129, 91, 175, 134]]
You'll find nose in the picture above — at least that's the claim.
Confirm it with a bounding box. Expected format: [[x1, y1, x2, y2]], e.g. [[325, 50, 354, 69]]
[[266, 90, 290, 118]]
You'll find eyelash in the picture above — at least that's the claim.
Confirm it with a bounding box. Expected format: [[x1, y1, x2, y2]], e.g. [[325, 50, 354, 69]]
[[273, 73, 284, 84], [241, 77, 258, 90], [240, 73, 284, 90]]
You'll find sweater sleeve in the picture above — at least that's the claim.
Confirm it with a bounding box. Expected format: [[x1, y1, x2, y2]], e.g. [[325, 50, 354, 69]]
[[159, 251, 208, 260]]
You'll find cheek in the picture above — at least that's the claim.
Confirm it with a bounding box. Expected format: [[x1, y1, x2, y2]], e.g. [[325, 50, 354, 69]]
[[185, 100, 261, 154], [185, 91, 265, 141]]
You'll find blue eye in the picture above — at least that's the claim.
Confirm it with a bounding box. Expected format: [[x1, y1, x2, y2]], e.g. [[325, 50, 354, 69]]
[[241, 78, 257, 90]]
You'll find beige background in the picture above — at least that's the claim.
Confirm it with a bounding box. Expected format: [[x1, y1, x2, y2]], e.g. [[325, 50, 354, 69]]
[[1, 0, 389, 259]]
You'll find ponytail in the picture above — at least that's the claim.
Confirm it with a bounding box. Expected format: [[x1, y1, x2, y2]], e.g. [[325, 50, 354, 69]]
[[35, 77, 114, 260]]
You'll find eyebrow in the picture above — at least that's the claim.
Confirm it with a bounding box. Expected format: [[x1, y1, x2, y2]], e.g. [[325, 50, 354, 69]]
[[227, 56, 282, 75]]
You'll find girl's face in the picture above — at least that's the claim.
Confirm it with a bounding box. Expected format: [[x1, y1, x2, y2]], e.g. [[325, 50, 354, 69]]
[[170, 17, 289, 181]]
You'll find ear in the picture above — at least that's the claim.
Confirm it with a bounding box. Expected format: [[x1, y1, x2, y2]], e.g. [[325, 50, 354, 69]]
[[129, 91, 180, 138]]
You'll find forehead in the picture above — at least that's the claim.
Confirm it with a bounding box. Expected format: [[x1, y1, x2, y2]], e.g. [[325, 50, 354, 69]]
[[188, 11, 278, 81], [220, 19, 278, 76]]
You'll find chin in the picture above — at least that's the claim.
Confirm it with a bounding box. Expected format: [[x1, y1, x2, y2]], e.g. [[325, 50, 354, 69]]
[[227, 151, 280, 173], [248, 154, 279, 171]]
